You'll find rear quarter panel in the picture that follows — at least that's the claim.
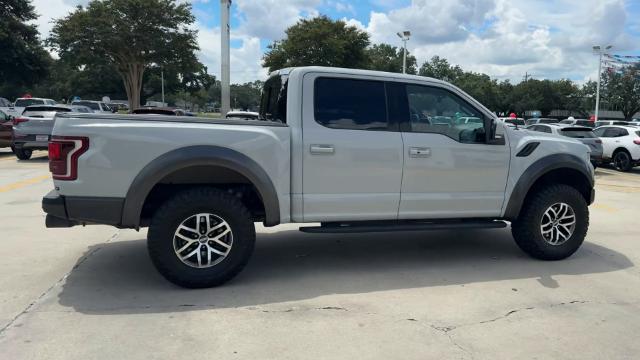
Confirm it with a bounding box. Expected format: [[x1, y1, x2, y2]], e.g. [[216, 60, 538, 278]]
[[52, 115, 292, 223]]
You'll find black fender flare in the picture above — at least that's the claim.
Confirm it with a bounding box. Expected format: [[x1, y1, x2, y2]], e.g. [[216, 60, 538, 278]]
[[121, 146, 280, 227], [503, 154, 594, 220]]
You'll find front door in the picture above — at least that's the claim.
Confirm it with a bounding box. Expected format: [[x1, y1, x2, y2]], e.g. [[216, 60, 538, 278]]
[[301, 74, 404, 222], [398, 83, 510, 219]]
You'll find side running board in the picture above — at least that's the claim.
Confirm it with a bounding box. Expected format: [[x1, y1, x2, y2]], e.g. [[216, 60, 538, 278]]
[[299, 220, 508, 234]]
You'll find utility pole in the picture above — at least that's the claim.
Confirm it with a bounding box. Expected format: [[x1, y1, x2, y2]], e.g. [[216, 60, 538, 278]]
[[523, 72, 531, 82], [221, 0, 231, 116], [397, 31, 411, 74], [593, 45, 612, 122]]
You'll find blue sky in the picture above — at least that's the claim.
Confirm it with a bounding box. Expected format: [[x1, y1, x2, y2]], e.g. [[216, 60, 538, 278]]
[[34, 0, 640, 84]]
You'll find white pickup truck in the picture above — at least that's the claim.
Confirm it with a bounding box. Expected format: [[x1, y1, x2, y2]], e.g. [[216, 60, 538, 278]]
[[43, 67, 595, 288]]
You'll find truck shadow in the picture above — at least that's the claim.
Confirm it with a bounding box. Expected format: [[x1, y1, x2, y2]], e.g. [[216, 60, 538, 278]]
[[57, 227, 634, 315]]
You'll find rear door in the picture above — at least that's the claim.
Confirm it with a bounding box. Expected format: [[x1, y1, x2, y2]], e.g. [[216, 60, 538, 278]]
[[397, 83, 510, 218], [301, 74, 404, 222], [595, 127, 622, 158]]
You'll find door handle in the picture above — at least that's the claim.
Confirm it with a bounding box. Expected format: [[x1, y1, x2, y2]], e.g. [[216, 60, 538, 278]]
[[409, 147, 431, 158], [310, 144, 335, 155]]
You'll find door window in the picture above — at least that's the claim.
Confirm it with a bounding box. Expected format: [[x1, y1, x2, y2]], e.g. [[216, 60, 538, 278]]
[[314, 78, 388, 131], [405, 85, 486, 143]]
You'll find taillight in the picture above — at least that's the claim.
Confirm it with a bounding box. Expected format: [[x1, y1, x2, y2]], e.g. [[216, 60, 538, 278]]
[[634, 139, 640, 145], [595, 139, 602, 144], [13, 117, 28, 126], [48, 136, 89, 180]]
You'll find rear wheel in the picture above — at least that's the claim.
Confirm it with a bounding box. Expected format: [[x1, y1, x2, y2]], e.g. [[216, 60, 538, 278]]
[[14, 147, 32, 160], [613, 150, 633, 172], [147, 187, 255, 288], [512, 184, 589, 260]]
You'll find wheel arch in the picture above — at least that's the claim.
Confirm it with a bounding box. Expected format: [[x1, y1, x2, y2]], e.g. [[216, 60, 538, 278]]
[[121, 146, 280, 228], [503, 154, 594, 221]]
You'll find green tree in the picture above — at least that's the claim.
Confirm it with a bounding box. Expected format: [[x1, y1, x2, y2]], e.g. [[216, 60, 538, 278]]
[[418, 56, 464, 83], [601, 66, 640, 120], [231, 81, 263, 110], [0, 0, 50, 97], [263, 16, 370, 72], [48, 0, 202, 109], [366, 43, 417, 74]]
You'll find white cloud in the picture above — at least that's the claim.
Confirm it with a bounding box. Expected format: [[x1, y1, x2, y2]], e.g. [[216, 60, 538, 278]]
[[196, 24, 268, 84], [233, 0, 322, 39], [28, 0, 640, 85]]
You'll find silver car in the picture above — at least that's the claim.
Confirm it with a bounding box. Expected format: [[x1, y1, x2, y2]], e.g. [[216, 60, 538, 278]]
[[526, 123, 603, 165], [12, 104, 92, 160]]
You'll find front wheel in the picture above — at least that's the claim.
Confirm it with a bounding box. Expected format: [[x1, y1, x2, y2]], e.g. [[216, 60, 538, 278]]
[[14, 147, 32, 160], [147, 187, 256, 288], [512, 184, 589, 260]]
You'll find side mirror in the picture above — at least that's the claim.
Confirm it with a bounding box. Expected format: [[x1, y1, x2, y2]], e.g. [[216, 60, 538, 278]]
[[487, 118, 506, 145]]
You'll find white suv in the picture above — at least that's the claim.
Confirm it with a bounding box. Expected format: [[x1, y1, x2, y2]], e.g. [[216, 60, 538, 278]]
[[593, 125, 640, 171]]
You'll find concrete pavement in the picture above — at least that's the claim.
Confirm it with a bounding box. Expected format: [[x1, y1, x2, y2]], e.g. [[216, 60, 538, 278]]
[[0, 150, 639, 359]]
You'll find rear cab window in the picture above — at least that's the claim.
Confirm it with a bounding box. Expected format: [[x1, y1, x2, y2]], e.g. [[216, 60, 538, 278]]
[[260, 75, 288, 123]]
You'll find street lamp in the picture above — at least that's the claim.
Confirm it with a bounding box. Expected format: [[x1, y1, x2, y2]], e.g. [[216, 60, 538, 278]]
[[397, 31, 411, 74], [593, 44, 613, 122]]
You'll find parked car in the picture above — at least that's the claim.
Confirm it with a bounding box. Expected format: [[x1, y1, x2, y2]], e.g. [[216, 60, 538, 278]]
[[526, 124, 603, 165], [12, 105, 92, 160], [132, 107, 186, 116], [0, 109, 14, 151], [592, 125, 640, 171], [0, 97, 12, 107], [225, 111, 260, 120], [71, 100, 114, 114], [595, 120, 629, 128], [559, 118, 595, 128], [497, 117, 525, 128], [108, 101, 130, 112], [43, 66, 595, 288], [13, 97, 57, 115], [525, 118, 558, 126]]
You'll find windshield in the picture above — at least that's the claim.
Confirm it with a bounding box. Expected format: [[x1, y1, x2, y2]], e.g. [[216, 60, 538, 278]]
[[259, 74, 287, 123], [560, 128, 596, 138], [73, 101, 101, 110], [560, 120, 573, 124], [15, 99, 45, 107]]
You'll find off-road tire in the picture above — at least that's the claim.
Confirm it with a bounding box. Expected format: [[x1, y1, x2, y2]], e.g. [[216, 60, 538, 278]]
[[14, 148, 32, 160], [512, 184, 589, 260], [147, 187, 256, 288]]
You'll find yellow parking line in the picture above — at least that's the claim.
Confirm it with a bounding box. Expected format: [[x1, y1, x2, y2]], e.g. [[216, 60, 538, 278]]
[[591, 203, 620, 212], [596, 168, 640, 180], [0, 174, 51, 193]]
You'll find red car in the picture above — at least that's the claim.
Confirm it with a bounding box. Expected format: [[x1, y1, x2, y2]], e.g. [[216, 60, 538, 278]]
[[0, 109, 14, 152]]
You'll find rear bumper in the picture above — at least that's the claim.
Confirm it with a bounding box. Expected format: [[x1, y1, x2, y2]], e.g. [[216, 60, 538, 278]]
[[42, 190, 125, 228], [14, 141, 48, 150]]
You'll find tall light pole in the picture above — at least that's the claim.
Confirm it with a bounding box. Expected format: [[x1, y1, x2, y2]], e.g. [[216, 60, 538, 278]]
[[221, 0, 232, 116], [593, 45, 613, 121], [397, 31, 411, 74]]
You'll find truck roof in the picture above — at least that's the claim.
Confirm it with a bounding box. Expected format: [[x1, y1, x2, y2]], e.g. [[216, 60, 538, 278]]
[[271, 66, 447, 86]]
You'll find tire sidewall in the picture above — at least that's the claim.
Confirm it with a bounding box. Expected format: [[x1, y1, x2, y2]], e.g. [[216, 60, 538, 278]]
[[614, 151, 632, 172], [515, 186, 589, 260], [148, 191, 255, 286]]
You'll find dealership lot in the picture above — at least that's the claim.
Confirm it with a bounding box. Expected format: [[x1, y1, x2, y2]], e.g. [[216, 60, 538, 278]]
[[0, 149, 639, 359]]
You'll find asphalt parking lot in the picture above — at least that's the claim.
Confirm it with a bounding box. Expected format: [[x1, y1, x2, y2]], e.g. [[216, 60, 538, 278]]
[[0, 149, 639, 360]]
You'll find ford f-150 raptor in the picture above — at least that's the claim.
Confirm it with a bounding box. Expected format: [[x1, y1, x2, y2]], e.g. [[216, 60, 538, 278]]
[[42, 67, 595, 288]]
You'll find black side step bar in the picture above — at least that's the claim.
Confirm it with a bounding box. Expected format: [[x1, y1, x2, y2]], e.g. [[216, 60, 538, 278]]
[[299, 220, 508, 234]]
